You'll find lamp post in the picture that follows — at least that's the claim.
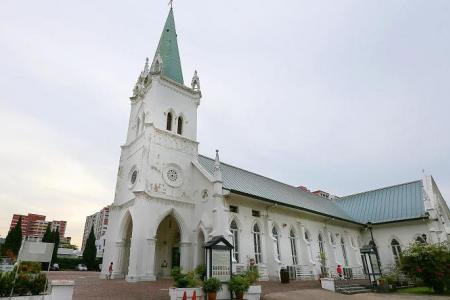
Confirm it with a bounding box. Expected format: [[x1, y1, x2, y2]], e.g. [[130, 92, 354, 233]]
[[367, 222, 382, 278]]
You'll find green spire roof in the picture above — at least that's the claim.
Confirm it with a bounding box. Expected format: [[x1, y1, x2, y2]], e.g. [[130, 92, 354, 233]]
[[153, 8, 184, 84]]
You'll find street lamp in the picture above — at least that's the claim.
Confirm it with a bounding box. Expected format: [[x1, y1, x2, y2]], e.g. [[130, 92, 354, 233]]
[[366, 222, 382, 278]]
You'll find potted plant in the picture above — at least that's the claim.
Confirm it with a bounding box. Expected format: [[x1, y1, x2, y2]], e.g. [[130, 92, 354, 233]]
[[244, 266, 262, 300], [203, 277, 222, 300], [169, 267, 203, 300], [229, 275, 250, 300]]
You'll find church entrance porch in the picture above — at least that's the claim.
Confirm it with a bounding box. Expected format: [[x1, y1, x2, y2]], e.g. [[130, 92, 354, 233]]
[[113, 212, 133, 279], [155, 214, 182, 278]]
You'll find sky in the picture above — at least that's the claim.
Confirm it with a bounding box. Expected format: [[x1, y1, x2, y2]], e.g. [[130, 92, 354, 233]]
[[1, 0, 449, 247]]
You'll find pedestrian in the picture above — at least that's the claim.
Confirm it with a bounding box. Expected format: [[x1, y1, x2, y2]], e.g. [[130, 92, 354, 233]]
[[107, 262, 113, 280], [336, 264, 343, 279]]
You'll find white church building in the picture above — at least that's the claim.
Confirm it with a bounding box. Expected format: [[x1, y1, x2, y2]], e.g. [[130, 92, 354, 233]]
[[101, 8, 450, 282]]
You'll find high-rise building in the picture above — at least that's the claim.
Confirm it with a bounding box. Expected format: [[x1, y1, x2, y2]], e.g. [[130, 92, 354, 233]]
[[82, 206, 110, 257], [8, 213, 67, 241]]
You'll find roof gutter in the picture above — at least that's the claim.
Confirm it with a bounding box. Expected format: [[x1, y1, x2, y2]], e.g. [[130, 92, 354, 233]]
[[229, 189, 363, 226], [367, 215, 430, 226]]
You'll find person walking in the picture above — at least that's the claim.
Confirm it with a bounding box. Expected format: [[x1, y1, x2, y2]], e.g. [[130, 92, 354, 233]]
[[336, 264, 343, 279], [107, 262, 113, 280]]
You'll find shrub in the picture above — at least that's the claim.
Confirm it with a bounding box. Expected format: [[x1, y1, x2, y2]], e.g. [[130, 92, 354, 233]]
[[0, 270, 47, 296], [19, 262, 41, 274], [400, 242, 450, 294], [55, 257, 84, 270], [171, 267, 201, 288], [195, 264, 206, 281], [245, 266, 259, 285], [0, 271, 15, 297], [203, 277, 222, 293], [229, 275, 250, 298]]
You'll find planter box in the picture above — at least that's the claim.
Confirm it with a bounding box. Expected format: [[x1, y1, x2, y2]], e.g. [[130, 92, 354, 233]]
[[169, 287, 203, 300], [320, 278, 335, 292], [0, 280, 74, 300], [244, 285, 262, 300]]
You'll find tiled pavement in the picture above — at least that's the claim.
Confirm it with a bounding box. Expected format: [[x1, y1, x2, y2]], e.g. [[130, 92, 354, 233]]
[[46, 271, 320, 300]]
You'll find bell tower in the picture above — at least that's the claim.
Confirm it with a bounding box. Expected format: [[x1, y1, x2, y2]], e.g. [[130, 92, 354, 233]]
[[114, 7, 202, 206]]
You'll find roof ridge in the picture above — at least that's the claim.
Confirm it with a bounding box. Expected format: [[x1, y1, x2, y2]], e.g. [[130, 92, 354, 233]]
[[338, 179, 422, 200], [199, 154, 301, 189], [198, 154, 327, 199]]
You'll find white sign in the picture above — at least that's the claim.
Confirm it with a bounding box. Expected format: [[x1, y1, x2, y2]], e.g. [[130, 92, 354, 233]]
[[211, 249, 230, 282], [18, 241, 54, 263]]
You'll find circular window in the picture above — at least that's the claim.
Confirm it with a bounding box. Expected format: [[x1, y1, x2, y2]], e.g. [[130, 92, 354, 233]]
[[130, 170, 138, 184], [167, 169, 178, 182], [162, 164, 183, 187]]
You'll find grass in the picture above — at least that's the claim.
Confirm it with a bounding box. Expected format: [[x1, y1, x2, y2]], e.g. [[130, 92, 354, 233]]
[[396, 286, 448, 295]]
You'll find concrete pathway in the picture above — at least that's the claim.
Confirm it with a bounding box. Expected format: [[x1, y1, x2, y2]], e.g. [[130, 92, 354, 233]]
[[264, 289, 450, 300]]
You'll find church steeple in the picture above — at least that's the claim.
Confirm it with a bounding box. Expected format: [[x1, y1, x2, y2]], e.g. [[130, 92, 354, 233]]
[[151, 8, 184, 85]]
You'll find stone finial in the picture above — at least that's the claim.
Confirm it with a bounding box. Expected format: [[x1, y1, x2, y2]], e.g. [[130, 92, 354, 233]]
[[151, 54, 163, 73], [213, 149, 222, 182], [143, 57, 149, 74], [191, 70, 200, 91]]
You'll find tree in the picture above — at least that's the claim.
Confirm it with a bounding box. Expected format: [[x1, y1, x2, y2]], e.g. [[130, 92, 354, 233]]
[[51, 228, 60, 264], [41, 224, 52, 243], [82, 226, 97, 270], [401, 241, 450, 294], [2, 217, 23, 258]]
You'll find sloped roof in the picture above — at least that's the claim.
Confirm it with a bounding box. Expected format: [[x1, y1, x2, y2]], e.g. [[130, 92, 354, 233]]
[[198, 155, 357, 223], [335, 180, 426, 224], [197, 156, 427, 225]]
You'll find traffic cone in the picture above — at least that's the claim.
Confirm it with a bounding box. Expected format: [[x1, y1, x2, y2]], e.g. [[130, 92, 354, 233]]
[[182, 291, 187, 300], [192, 290, 197, 300]]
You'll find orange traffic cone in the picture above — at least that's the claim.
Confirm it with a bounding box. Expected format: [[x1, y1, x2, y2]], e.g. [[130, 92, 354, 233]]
[[182, 291, 187, 300], [192, 290, 197, 300]]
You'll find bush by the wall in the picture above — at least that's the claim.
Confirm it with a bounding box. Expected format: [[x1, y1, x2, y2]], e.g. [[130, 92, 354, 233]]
[[401, 242, 450, 294]]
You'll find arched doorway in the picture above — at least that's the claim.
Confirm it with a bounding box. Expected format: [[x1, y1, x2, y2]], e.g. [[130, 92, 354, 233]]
[[119, 213, 133, 277], [155, 215, 181, 278]]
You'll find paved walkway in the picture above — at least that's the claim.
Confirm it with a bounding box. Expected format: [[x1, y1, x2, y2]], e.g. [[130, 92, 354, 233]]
[[264, 289, 450, 300], [47, 271, 320, 300], [47, 272, 450, 300]]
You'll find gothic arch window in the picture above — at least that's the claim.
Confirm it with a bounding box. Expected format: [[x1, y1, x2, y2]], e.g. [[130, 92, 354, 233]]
[[318, 233, 324, 254], [391, 239, 402, 266], [416, 234, 427, 244], [340, 237, 348, 266], [177, 116, 183, 135], [272, 225, 281, 261], [166, 112, 173, 131], [230, 220, 239, 263], [252, 222, 262, 264], [329, 232, 336, 245], [289, 228, 298, 265], [136, 118, 141, 137], [304, 229, 311, 242]]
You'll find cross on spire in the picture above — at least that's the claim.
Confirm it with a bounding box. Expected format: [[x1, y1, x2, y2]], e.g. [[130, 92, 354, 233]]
[[168, 0, 173, 8]]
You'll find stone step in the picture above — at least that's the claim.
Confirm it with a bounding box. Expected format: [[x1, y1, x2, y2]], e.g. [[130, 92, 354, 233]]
[[336, 285, 370, 290], [340, 288, 372, 295]]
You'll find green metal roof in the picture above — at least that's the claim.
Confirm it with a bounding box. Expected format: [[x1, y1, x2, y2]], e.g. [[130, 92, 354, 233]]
[[153, 8, 184, 84], [335, 180, 426, 224], [197, 156, 427, 225], [198, 155, 357, 223]]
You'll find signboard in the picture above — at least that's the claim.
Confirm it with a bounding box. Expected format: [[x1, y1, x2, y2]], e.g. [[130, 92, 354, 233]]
[[18, 241, 54, 263], [211, 249, 231, 282]]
